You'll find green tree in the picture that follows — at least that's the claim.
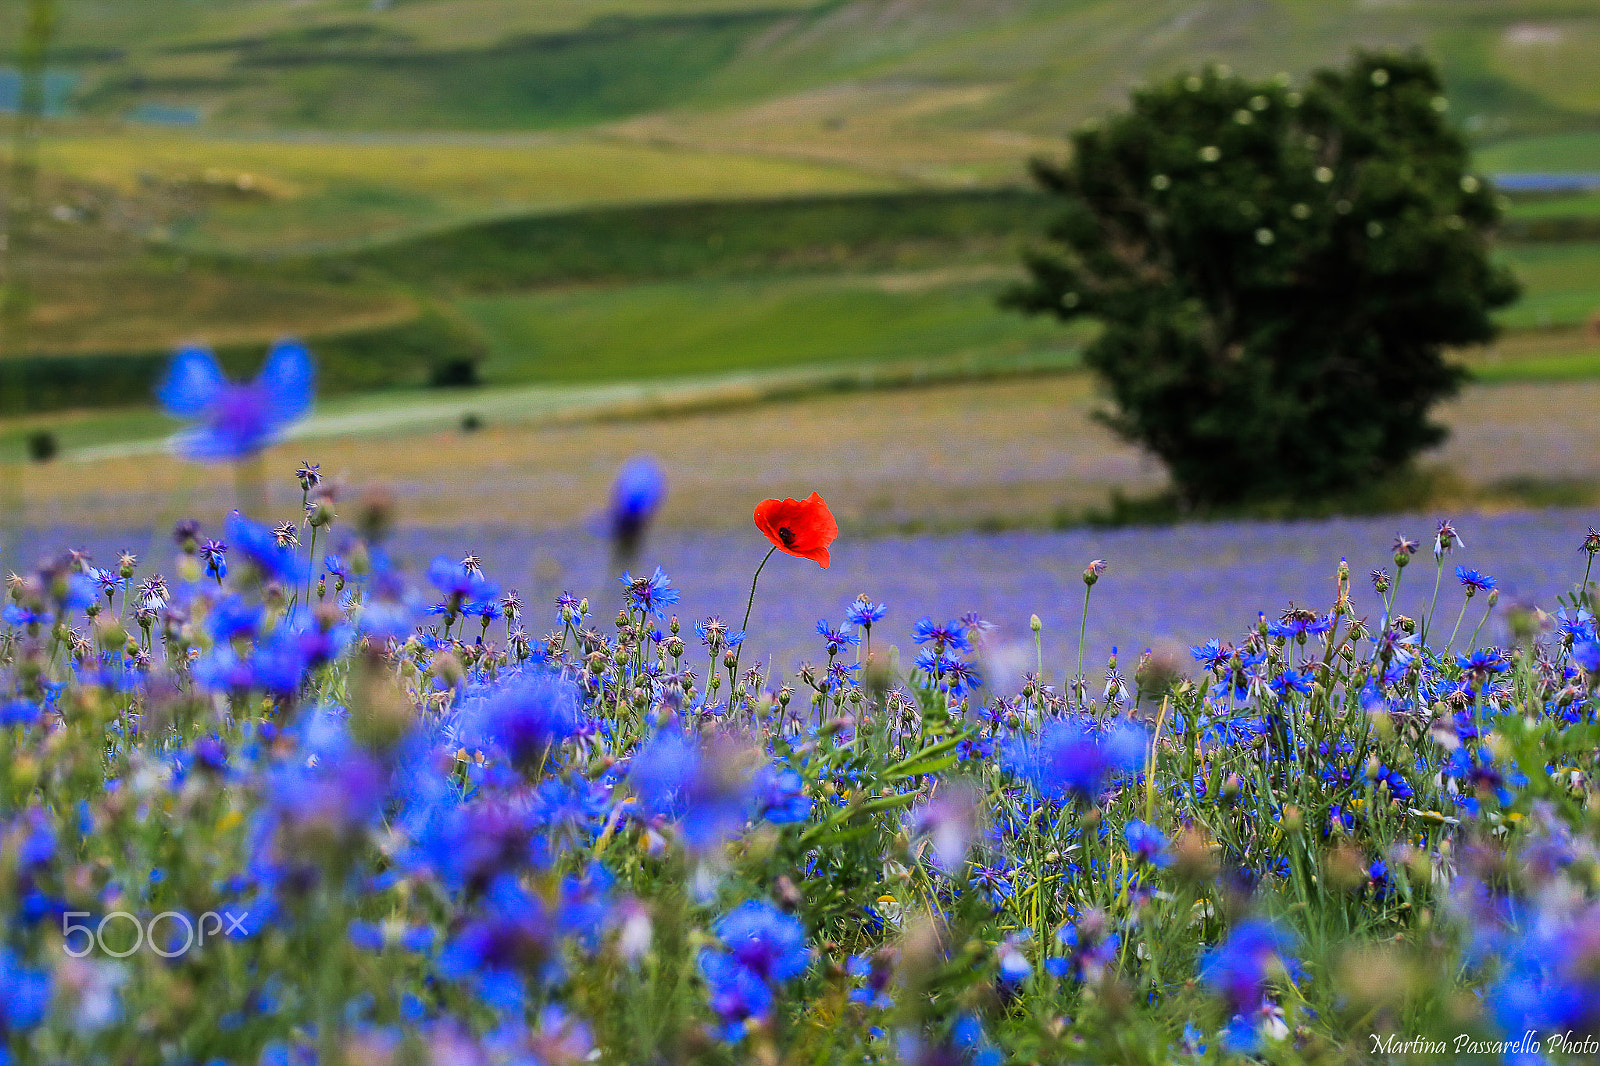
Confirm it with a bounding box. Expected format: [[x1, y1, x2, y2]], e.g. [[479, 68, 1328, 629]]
[[1007, 51, 1518, 506]]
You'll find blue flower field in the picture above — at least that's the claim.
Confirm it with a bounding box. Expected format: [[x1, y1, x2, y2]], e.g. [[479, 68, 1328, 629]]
[[0, 345, 1598, 1065]]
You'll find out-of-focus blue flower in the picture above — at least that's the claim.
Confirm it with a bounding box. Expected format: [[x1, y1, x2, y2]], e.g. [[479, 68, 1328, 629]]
[[716, 900, 810, 983], [0, 948, 52, 1036], [1001, 718, 1147, 804], [1492, 897, 1600, 1040], [427, 555, 499, 607], [629, 731, 754, 850], [753, 766, 811, 824], [1569, 639, 1600, 673], [1124, 820, 1171, 866], [226, 511, 307, 585], [459, 672, 587, 772], [996, 940, 1032, 984], [158, 340, 314, 461], [1200, 918, 1299, 1015], [209, 594, 264, 641], [699, 949, 774, 1041], [608, 456, 666, 562]]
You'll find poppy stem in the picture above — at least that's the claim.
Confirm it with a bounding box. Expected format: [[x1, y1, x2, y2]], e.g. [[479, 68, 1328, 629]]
[[731, 546, 778, 697]]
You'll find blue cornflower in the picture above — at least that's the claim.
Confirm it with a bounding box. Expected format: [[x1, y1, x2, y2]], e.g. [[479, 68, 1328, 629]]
[[943, 658, 983, 696], [619, 567, 679, 619], [608, 456, 666, 560], [226, 510, 306, 584], [694, 617, 744, 652], [969, 863, 1016, 909], [815, 619, 860, 654], [912, 617, 971, 652], [1190, 638, 1231, 672], [0, 948, 52, 1037], [1124, 820, 1171, 867], [158, 340, 314, 461], [199, 539, 228, 582], [1001, 718, 1148, 804], [753, 766, 811, 824], [1200, 918, 1300, 1016], [1268, 668, 1313, 701], [844, 597, 887, 629], [1456, 647, 1509, 678], [1455, 566, 1496, 595], [716, 900, 810, 983], [1555, 608, 1594, 645], [459, 672, 586, 772]]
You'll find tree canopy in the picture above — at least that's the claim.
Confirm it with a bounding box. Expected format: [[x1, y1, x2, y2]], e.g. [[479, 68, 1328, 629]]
[[1008, 50, 1519, 505]]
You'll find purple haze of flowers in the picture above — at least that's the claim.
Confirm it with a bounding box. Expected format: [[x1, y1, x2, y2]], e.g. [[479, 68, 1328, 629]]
[[158, 340, 314, 461], [1001, 718, 1149, 804]]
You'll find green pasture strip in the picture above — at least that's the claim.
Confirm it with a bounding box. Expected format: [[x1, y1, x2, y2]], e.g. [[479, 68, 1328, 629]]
[[1493, 240, 1600, 331], [1476, 131, 1600, 175], [299, 188, 1052, 292], [455, 269, 1087, 386], [1470, 348, 1600, 384]]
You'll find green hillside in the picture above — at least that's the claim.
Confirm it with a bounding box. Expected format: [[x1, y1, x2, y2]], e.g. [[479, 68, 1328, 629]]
[[32, 0, 1600, 154], [4, 0, 1600, 423]]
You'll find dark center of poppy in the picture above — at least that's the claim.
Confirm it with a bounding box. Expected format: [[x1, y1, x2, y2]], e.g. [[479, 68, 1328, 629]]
[[777, 526, 796, 547]]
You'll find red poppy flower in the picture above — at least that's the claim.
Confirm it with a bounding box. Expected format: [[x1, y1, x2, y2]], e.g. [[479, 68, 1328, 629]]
[[753, 492, 839, 568]]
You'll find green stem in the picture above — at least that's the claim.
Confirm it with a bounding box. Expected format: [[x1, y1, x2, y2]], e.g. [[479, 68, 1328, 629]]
[[1076, 583, 1092, 706], [728, 546, 777, 703], [1445, 596, 1469, 655], [1467, 597, 1495, 652], [1421, 558, 1444, 646]]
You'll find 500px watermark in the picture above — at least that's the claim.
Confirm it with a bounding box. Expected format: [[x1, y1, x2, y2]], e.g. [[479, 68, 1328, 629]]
[[62, 910, 248, 958]]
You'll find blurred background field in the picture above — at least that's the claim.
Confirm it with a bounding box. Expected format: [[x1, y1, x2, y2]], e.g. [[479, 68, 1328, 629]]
[[2, 0, 1600, 544]]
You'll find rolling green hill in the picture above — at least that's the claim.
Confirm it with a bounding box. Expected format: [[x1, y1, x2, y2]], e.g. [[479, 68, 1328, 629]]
[[31, 0, 1600, 155], [4, 0, 1600, 423]]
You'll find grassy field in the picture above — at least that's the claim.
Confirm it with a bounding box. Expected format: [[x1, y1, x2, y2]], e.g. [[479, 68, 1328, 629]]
[[457, 268, 1090, 385], [32, 128, 896, 255], [1492, 241, 1600, 331], [1477, 130, 1600, 172]]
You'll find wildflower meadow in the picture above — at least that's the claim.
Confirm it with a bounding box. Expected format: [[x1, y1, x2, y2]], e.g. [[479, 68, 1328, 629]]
[[0, 343, 1596, 1066]]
